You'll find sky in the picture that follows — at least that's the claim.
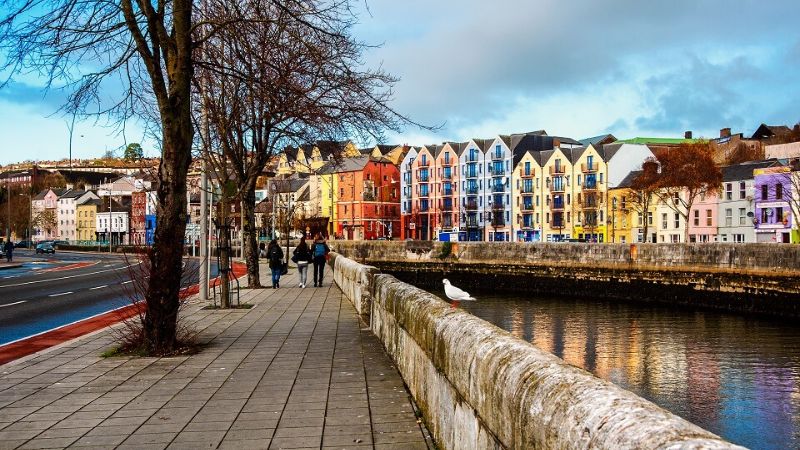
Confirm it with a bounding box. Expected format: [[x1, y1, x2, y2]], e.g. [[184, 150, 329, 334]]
[[1, 0, 799, 165]]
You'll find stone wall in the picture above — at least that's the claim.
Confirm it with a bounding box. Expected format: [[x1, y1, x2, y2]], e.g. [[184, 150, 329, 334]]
[[329, 241, 800, 318], [330, 241, 800, 273], [332, 253, 742, 450]]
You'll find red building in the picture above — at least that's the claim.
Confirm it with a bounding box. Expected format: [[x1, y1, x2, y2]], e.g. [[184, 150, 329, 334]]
[[335, 156, 400, 240]]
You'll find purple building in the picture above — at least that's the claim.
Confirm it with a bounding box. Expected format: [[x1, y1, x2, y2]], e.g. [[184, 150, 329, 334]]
[[753, 166, 794, 243]]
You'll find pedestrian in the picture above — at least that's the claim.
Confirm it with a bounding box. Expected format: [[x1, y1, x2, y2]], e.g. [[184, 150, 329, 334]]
[[266, 239, 283, 289], [3, 240, 13, 263], [310, 233, 330, 287], [292, 236, 312, 288], [259, 241, 267, 258]]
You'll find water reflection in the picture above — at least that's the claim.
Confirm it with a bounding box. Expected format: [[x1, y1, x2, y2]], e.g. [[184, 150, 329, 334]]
[[439, 290, 800, 450]]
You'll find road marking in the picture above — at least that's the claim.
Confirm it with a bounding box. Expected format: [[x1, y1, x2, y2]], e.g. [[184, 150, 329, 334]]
[[89, 285, 108, 290], [48, 291, 73, 297], [2, 276, 18, 279], [0, 301, 26, 308], [0, 262, 142, 289], [121, 280, 133, 285]]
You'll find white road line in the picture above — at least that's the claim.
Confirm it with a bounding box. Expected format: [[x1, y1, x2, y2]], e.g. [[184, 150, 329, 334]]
[[0, 300, 26, 308], [89, 285, 108, 290], [121, 280, 133, 285], [48, 291, 73, 297], [0, 262, 141, 289]]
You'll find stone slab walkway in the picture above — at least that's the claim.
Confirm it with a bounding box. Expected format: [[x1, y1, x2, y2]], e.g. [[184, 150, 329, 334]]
[[0, 264, 432, 450]]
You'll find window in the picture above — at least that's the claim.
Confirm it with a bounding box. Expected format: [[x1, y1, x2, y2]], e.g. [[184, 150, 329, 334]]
[[739, 182, 746, 199], [739, 208, 746, 225], [674, 213, 680, 229], [693, 210, 700, 226], [761, 184, 768, 200], [647, 212, 653, 225], [725, 183, 732, 200], [706, 209, 712, 226], [776, 183, 783, 200], [637, 212, 643, 226], [661, 213, 668, 229], [725, 208, 732, 227]]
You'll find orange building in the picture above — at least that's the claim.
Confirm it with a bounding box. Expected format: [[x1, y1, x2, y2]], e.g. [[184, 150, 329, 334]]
[[334, 156, 400, 240]]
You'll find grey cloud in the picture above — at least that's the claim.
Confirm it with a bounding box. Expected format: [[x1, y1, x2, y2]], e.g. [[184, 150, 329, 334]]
[[357, 0, 800, 136], [0, 81, 68, 114]]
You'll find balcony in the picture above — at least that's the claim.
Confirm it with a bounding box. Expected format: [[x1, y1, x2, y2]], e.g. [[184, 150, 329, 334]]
[[489, 167, 505, 176], [582, 183, 597, 192], [419, 204, 429, 212], [521, 185, 534, 194], [465, 170, 479, 179], [466, 186, 479, 195], [550, 166, 565, 175], [582, 162, 597, 173], [442, 171, 453, 180], [466, 200, 479, 210], [418, 159, 430, 167], [362, 191, 376, 201], [443, 188, 453, 196], [467, 153, 479, 162], [552, 201, 564, 210], [492, 184, 505, 193], [466, 219, 479, 228], [550, 220, 565, 229], [521, 169, 535, 178], [492, 151, 504, 160], [550, 184, 565, 193], [580, 200, 598, 209], [418, 174, 429, 182], [521, 203, 534, 212]]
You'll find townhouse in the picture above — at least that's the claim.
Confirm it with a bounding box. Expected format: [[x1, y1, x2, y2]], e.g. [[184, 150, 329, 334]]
[[717, 160, 778, 243], [753, 166, 795, 243], [58, 190, 100, 242], [333, 156, 400, 240], [32, 188, 67, 241], [76, 197, 101, 242]]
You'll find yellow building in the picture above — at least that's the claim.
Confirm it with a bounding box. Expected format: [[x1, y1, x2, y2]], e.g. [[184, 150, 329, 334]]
[[76, 198, 100, 242], [571, 144, 608, 242], [277, 141, 361, 175], [511, 150, 543, 241], [317, 163, 338, 237], [540, 148, 574, 241]]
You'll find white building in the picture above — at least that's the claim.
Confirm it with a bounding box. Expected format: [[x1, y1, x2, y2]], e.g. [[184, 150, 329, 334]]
[[96, 198, 130, 245], [57, 190, 100, 242], [717, 160, 779, 243]]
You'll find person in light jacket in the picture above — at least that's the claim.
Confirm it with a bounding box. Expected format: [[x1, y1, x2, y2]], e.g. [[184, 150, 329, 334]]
[[310, 233, 330, 287], [293, 236, 312, 288]]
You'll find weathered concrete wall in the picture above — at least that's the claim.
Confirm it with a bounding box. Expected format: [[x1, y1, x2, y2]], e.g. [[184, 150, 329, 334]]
[[332, 241, 800, 274], [331, 241, 800, 318], [331, 253, 742, 449], [330, 253, 378, 318]]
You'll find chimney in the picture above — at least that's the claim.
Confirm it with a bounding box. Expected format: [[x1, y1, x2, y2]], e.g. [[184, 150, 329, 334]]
[[720, 127, 731, 138], [684, 131, 692, 139]]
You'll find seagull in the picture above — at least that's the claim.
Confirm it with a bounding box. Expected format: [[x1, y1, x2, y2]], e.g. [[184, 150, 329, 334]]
[[442, 279, 476, 301]]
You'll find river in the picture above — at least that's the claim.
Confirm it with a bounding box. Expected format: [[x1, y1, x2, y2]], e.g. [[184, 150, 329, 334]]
[[434, 289, 800, 450]]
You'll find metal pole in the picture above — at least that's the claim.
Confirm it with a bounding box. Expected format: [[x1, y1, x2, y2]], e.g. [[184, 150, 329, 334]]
[[200, 164, 208, 300], [207, 180, 214, 295], [108, 181, 113, 252]]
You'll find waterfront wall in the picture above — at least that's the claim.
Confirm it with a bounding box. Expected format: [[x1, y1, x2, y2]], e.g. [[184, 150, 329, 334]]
[[330, 253, 742, 450], [330, 241, 800, 318]]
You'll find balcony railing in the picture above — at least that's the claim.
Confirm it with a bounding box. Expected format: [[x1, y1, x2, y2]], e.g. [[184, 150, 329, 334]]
[[580, 200, 598, 209], [490, 167, 505, 176], [466, 186, 479, 195], [550, 184, 565, 193], [582, 162, 597, 173], [466, 201, 479, 210], [492, 184, 505, 193], [466, 219, 479, 228], [467, 153, 479, 162], [442, 203, 453, 212], [492, 152, 504, 160], [550, 166, 565, 175], [419, 204, 429, 212], [418, 159, 430, 167], [362, 191, 376, 201], [522, 203, 534, 211], [521, 170, 535, 178], [418, 190, 430, 198], [582, 183, 597, 191], [465, 171, 479, 179], [442, 171, 453, 180], [443, 188, 453, 196], [550, 220, 564, 228], [521, 186, 534, 194], [552, 201, 565, 210], [418, 174, 429, 182]]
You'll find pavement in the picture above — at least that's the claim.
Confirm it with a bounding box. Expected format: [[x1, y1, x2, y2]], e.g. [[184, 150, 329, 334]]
[[0, 263, 432, 450]]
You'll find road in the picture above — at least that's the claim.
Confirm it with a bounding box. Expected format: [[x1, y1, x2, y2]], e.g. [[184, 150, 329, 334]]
[[0, 250, 215, 345]]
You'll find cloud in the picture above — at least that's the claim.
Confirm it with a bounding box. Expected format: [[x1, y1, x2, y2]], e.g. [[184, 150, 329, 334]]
[[355, 0, 800, 139], [0, 80, 68, 114]]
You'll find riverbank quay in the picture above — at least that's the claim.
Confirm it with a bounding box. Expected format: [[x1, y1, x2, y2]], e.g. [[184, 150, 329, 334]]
[[331, 252, 744, 449], [0, 263, 432, 449], [331, 241, 800, 319]]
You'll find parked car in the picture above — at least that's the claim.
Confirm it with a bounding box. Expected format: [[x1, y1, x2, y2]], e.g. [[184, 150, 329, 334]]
[[35, 242, 55, 254], [15, 240, 31, 248], [52, 240, 69, 248]]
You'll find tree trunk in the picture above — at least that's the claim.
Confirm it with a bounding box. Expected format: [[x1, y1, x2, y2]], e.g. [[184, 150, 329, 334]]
[[143, 107, 193, 353], [241, 183, 261, 288]]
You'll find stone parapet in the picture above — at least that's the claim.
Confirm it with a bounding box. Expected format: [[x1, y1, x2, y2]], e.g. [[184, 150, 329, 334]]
[[332, 252, 742, 449]]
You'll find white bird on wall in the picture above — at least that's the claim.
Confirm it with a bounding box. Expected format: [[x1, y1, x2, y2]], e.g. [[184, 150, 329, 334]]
[[442, 279, 476, 301]]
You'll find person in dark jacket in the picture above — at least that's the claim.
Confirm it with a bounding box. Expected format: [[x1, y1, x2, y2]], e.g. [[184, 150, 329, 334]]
[[310, 233, 330, 287], [3, 240, 13, 262], [266, 239, 284, 288], [293, 237, 312, 288]]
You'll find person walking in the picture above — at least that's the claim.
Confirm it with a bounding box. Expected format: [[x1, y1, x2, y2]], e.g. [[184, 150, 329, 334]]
[[293, 236, 312, 288], [4, 240, 13, 263], [310, 233, 330, 287], [266, 239, 284, 289]]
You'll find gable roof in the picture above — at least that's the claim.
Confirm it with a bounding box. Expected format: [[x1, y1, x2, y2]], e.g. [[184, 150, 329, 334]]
[[331, 155, 370, 173], [617, 170, 642, 189], [721, 159, 782, 182], [751, 123, 792, 140], [580, 134, 617, 146], [60, 189, 88, 199], [510, 135, 557, 168], [599, 143, 625, 162], [614, 137, 698, 145]]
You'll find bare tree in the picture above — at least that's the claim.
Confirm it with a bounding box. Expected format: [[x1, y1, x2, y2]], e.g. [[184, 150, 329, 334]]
[[628, 160, 661, 242], [649, 143, 722, 242], [0, 0, 198, 353], [195, 0, 427, 289]]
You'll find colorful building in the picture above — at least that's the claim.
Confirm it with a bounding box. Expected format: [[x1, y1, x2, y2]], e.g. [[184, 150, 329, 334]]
[[75, 197, 100, 242], [753, 166, 794, 243], [334, 156, 400, 240]]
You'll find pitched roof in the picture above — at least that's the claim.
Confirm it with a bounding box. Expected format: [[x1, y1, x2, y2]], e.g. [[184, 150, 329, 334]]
[[617, 170, 642, 189], [721, 159, 782, 182], [552, 136, 582, 146], [60, 189, 88, 199], [271, 177, 309, 193], [751, 123, 792, 140], [56, 170, 118, 186], [330, 155, 370, 173], [579, 134, 617, 146], [599, 143, 625, 161], [376, 144, 397, 154], [614, 137, 698, 145], [33, 189, 49, 200], [510, 135, 557, 168]]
